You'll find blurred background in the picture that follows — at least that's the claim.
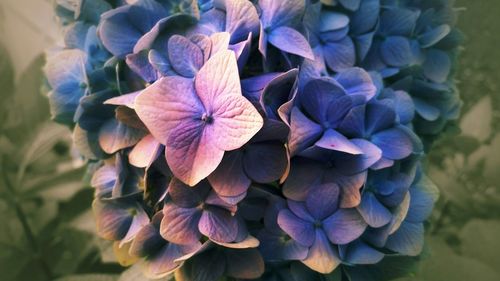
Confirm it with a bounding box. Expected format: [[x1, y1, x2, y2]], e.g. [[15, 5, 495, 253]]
[[0, 0, 499, 280]]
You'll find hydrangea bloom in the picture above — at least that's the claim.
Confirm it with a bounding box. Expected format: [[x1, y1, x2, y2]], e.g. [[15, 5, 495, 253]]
[[45, 0, 461, 280]]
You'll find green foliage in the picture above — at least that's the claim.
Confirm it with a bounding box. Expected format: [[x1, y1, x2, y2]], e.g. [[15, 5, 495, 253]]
[[0, 46, 123, 281]]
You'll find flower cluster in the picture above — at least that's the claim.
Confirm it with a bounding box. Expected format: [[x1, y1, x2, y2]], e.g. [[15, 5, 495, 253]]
[[45, 0, 460, 280]]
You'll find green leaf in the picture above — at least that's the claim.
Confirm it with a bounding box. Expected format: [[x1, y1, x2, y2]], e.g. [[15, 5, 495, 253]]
[[41, 227, 96, 276], [17, 122, 71, 184], [3, 55, 50, 141]]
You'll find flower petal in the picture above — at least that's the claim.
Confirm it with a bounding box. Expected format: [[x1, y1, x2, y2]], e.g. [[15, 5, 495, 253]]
[[380, 36, 413, 67], [371, 127, 414, 160], [208, 151, 251, 199], [323, 209, 367, 245], [315, 129, 363, 155], [385, 221, 424, 256], [277, 209, 315, 247], [199, 206, 239, 243], [306, 183, 340, 220], [160, 202, 202, 245], [268, 26, 314, 59], [288, 107, 323, 156], [356, 192, 392, 228], [166, 120, 225, 186], [243, 142, 288, 183], [135, 76, 203, 145], [301, 230, 340, 274], [168, 35, 204, 77]]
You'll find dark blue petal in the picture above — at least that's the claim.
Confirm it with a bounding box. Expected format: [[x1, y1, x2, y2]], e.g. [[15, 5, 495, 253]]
[[350, 0, 380, 34], [385, 221, 424, 256], [380, 36, 413, 67], [277, 209, 315, 247], [339, 0, 361, 11], [323, 37, 356, 72], [356, 192, 392, 228], [98, 6, 143, 58], [344, 240, 384, 265], [365, 102, 396, 134], [423, 49, 451, 83], [418, 24, 451, 48], [288, 107, 323, 156], [306, 183, 340, 220], [379, 8, 420, 36], [335, 67, 376, 101], [371, 127, 414, 160]]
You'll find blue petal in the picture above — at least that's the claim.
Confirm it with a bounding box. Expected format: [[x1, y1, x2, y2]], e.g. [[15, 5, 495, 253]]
[[259, 0, 305, 28], [98, 6, 143, 58], [365, 102, 396, 135], [344, 240, 384, 265], [277, 209, 315, 247], [380, 36, 413, 67], [338, 105, 366, 138], [385, 221, 424, 256], [288, 107, 323, 156], [335, 67, 376, 101], [413, 98, 440, 121], [148, 49, 176, 76], [354, 32, 375, 62], [350, 0, 380, 35], [356, 192, 392, 228], [306, 183, 340, 220], [418, 24, 451, 48], [323, 209, 367, 245], [379, 8, 420, 36], [268, 26, 314, 59], [371, 127, 414, 160], [319, 11, 349, 32], [168, 35, 204, 77], [339, 0, 361, 11], [315, 129, 363, 155], [323, 37, 356, 72], [126, 51, 157, 83], [423, 49, 451, 83]]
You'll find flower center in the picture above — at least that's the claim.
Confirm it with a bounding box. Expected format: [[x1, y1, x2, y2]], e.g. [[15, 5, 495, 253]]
[[314, 220, 323, 228], [201, 113, 214, 124]]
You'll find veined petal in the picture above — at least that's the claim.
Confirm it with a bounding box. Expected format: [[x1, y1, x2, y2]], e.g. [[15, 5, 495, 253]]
[[323, 209, 367, 245], [135, 76, 203, 145], [301, 229, 340, 274], [277, 209, 315, 247]]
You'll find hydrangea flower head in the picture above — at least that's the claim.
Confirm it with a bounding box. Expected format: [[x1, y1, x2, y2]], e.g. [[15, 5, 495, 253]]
[[44, 0, 462, 279]]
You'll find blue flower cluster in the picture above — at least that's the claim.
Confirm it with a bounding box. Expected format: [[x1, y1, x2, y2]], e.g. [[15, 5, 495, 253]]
[[44, 0, 460, 280]]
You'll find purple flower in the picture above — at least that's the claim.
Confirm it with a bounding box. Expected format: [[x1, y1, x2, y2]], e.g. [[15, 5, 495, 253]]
[[208, 119, 289, 204], [277, 183, 367, 273], [160, 178, 246, 244], [135, 50, 263, 186], [258, 0, 314, 59]]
